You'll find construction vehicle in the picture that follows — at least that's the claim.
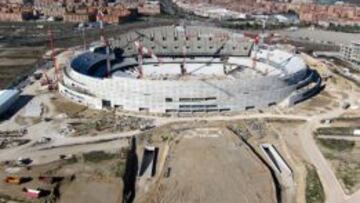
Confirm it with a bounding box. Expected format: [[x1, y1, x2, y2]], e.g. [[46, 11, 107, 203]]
[[4, 176, 22, 184], [4, 176, 31, 184], [22, 187, 50, 198]]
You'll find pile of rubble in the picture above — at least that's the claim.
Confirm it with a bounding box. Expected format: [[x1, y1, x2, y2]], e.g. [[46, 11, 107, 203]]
[[0, 129, 30, 149], [0, 139, 30, 149], [59, 114, 153, 136], [0, 128, 27, 138]]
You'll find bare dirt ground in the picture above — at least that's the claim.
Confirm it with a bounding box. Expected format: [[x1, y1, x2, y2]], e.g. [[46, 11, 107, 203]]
[[137, 127, 276, 203], [250, 120, 308, 203], [60, 179, 123, 203], [0, 150, 126, 203], [51, 96, 88, 117]]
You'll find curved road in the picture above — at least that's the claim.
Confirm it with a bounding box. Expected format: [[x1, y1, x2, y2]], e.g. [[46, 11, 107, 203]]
[[299, 108, 360, 203]]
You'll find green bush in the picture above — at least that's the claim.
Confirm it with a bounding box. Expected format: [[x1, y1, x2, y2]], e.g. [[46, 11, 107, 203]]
[[83, 151, 117, 163], [114, 160, 126, 177], [317, 139, 355, 152], [306, 166, 325, 203]]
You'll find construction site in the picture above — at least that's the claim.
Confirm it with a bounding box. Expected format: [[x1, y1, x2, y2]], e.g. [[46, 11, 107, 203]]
[[0, 12, 359, 203], [59, 25, 322, 115]]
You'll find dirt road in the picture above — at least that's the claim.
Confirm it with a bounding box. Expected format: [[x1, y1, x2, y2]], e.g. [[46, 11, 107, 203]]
[[299, 107, 360, 203]]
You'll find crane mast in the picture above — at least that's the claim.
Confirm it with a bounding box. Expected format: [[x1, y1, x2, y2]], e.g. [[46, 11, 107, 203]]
[[97, 10, 111, 78]]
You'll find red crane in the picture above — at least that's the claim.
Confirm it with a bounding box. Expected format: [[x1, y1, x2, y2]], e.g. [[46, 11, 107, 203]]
[[243, 32, 271, 76], [134, 41, 144, 78], [48, 29, 58, 81], [97, 10, 111, 78], [40, 29, 58, 90], [249, 34, 260, 72], [134, 41, 161, 78]]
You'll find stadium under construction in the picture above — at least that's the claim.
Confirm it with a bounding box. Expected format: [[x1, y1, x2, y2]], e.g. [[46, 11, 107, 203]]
[[58, 26, 322, 115]]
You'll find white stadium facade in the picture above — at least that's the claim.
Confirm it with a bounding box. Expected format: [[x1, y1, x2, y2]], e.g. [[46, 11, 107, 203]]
[[59, 26, 322, 115]]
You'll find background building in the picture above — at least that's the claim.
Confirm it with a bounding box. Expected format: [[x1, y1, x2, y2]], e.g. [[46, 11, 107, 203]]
[[341, 41, 360, 65]]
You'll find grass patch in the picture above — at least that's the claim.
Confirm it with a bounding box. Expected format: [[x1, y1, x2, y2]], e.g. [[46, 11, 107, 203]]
[[306, 166, 325, 203], [83, 151, 117, 163], [317, 138, 355, 152], [316, 127, 359, 136], [336, 164, 360, 193], [322, 152, 337, 160], [52, 98, 87, 117], [65, 156, 79, 165], [0, 192, 29, 203], [316, 139, 360, 194]]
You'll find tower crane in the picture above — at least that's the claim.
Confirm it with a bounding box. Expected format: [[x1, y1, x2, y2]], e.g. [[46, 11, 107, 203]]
[[243, 32, 272, 76], [97, 9, 111, 78], [40, 29, 58, 90], [134, 41, 161, 78], [181, 45, 187, 75]]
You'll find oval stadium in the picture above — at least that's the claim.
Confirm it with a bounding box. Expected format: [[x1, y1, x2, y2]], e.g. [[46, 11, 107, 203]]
[[59, 26, 322, 115]]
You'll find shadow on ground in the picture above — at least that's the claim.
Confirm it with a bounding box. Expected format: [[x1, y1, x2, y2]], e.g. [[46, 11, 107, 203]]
[[0, 95, 33, 121]]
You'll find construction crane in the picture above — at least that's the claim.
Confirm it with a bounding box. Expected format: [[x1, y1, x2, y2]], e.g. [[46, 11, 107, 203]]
[[82, 27, 87, 51], [248, 33, 260, 71], [243, 32, 272, 76], [134, 40, 161, 78], [181, 45, 187, 75], [134, 41, 144, 78], [48, 29, 58, 81], [40, 29, 58, 90], [40, 71, 52, 86], [97, 10, 111, 78]]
